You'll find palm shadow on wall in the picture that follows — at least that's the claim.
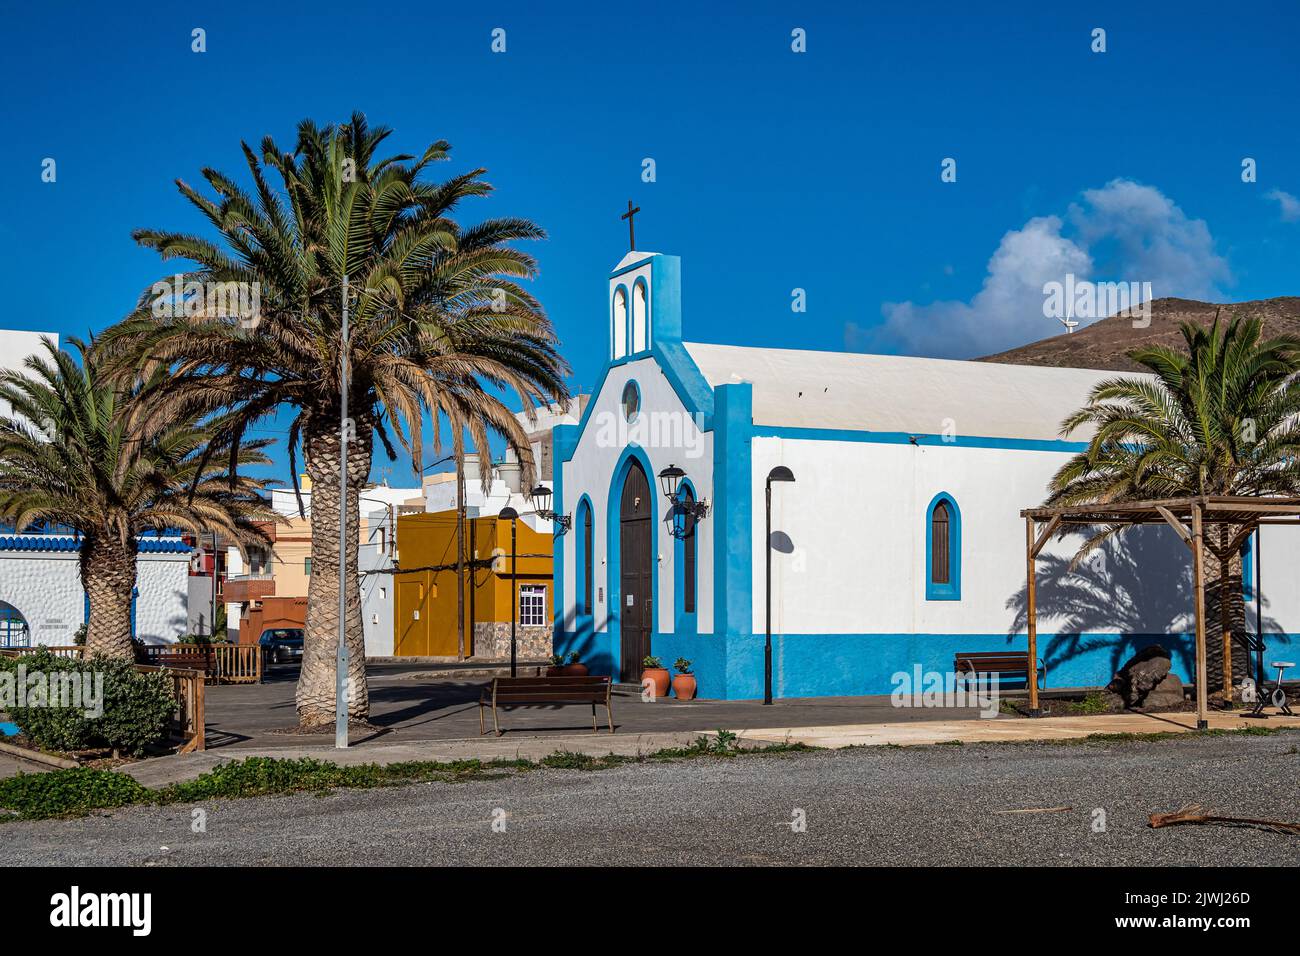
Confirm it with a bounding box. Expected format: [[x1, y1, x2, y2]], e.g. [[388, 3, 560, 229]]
[[558, 603, 612, 671], [1004, 527, 1286, 681]]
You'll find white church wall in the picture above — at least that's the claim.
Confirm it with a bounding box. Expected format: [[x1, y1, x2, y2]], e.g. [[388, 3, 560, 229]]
[[752, 436, 1197, 635], [1254, 525, 1300, 637], [751, 433, 1300, 691], [560, 357, 714, 637]]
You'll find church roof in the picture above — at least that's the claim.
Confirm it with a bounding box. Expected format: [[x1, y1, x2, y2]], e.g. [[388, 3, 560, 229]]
[[682, 342, 1126, 443]]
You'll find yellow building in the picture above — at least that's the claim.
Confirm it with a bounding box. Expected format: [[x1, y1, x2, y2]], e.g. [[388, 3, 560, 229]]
[[393, 511, 554, 659]]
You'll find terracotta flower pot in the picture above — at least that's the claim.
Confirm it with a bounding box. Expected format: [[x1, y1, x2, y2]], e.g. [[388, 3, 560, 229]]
[[672, 673, 697, 701], [642, 667, 671, 699], [546, 666, 565, 677], [562, 663, 589, 676]]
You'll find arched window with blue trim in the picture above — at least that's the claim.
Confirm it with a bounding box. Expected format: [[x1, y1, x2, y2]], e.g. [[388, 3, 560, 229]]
[[612, 286, 628, 359], [672, 481, 698, 631], [1242, 531, 1255, 603], [575, 497, 594, 616], [925, 492, 961, 600], [632, 279, 648, 353], [682, 487, 696, 614]]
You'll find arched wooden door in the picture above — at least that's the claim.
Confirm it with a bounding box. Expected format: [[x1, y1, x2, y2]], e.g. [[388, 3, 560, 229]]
[[619, 461, 653, 681]]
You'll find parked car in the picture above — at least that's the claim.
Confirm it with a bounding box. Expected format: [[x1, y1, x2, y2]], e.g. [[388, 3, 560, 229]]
[[259, 628, 304, 664]]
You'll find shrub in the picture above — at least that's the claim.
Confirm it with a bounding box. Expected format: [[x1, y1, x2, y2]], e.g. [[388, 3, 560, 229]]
[[642, 655, 663, 669], [0, 649, 175, 756], [0, 767, 151, 820], [164, 757, 382, 801], [541, 750, 599, 770]]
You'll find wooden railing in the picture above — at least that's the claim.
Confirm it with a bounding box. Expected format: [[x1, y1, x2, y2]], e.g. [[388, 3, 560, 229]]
[[0, 645, 84, 659], [0, 647, 205, 753], [136, 643, 263, 684], [1, 642, 260, 684], [134, 664, 206, 752], [210, 642, 262, 684]]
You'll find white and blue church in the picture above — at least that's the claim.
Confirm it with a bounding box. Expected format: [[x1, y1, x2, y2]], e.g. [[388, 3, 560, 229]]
[[550, 250, 1300, 699]]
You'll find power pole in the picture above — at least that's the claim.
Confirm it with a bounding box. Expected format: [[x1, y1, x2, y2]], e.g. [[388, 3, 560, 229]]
[[209, 530, 218, 640]]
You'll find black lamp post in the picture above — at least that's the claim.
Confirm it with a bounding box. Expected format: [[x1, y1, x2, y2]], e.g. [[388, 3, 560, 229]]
[[499, 506, 519, 677], [765, 466, 795, 705]]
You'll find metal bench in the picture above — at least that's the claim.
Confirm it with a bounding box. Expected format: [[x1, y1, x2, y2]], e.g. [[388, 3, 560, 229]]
[[954, 651, 1046, 689], [478, 676, 614, 736]]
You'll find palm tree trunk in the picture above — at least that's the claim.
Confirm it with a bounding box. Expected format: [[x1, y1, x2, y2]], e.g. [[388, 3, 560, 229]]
[[295, 412, 372, 727], [80, 535, 137, 659], [1205, 527, 1249, 700]]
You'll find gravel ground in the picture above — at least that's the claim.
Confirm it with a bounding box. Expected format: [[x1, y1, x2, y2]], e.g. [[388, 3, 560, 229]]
[[2, 731, 1298, 866]]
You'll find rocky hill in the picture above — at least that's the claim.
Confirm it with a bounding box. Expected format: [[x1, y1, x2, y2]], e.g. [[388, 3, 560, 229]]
[[978, 297, 1300, 372]]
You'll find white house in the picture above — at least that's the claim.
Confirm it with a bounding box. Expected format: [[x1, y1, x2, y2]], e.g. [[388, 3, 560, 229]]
[[551, 251, 1300, 699], [0, 329, 192, 646]]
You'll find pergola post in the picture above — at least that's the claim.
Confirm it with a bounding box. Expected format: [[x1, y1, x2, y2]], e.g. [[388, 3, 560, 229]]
[[1191, 503, 1209, 730], [1220, 535, 1234, 709], [1025, 517, 1040, 717], [1020, 495, 1299, 734]]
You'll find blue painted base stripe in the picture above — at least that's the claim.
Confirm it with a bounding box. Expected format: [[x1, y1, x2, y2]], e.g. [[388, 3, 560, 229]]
[[553, 630, 1297, 701]]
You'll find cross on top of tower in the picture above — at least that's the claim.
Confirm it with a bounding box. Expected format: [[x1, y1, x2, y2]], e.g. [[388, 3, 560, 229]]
[[621, 199, 641, 251]]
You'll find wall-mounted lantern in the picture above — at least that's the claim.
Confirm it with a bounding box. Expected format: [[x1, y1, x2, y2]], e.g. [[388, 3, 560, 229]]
[[657, 464, 711, 539], [529, 485, 572, 534]]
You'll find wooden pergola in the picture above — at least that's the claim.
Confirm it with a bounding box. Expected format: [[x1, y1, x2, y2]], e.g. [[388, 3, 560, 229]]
[[1021, 495, 1300, 728]]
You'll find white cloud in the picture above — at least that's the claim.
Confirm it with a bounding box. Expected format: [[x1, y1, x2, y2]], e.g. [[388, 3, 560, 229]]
[[858, 180, 1232, 358], [1267, 188, 1300, 223]]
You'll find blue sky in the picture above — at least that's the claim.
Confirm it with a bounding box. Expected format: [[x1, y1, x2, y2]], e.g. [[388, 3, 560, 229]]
[[4, 0, 1299, 482]]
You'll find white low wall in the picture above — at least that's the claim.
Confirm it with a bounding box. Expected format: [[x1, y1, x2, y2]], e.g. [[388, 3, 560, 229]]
[[0, 547, 190, 645]]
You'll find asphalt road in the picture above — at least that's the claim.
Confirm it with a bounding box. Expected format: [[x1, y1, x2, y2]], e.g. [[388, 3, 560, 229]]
[[3, 731, 1298, 866]]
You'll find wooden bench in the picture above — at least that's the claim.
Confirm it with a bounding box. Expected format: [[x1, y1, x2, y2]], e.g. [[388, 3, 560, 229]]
[[138, 645, 215, 675], [954, 651, 1046, 689], [479, 676, 614, 736]]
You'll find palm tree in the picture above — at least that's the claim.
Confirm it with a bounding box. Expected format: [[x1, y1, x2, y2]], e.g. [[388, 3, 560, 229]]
[[0, 337, 274, 658], [1048, 312, 1300, 694], [98, 114, 569, 726]]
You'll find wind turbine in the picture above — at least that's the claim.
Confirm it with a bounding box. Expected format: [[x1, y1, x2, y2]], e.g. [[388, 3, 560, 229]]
[[1059, 315, 1079, 334]]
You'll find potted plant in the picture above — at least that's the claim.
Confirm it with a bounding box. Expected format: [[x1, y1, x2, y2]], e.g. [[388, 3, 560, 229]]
[[641, 655, 670, 699], [672, 658, 697, 700], [546, 653, 566, 677], [562, 652, 589, 677]]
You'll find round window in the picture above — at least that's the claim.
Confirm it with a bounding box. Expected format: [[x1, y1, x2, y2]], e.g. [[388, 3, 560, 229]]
[[621, 381, 640, 422]]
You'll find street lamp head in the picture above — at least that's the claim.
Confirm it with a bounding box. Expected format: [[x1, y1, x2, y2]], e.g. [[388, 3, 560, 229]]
[[498, 506, 519, 521], [658, 463, 687, 500], [420, 453, 456, 473], [530, 484, 553, 515], [767, 465, 796, 484]]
